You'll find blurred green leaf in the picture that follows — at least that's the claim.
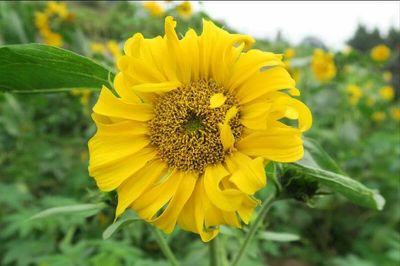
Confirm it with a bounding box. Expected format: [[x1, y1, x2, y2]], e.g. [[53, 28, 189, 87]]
[[290, 163, 385, 210], [30, 203, 105, 220], [0, 44, 114, 93], [102, 210, 140, 240], [301, 137, 345, 174], [258, 231, 301, 242]]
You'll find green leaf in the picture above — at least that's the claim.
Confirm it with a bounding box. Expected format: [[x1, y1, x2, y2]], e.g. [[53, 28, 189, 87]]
[[0, 44, 114, 93], [102, 210, 140, 240], [258, 231, 301, 242], [290, 163, 385, 210], [29, 203, 105, 220], [301, 137, 345, 174]]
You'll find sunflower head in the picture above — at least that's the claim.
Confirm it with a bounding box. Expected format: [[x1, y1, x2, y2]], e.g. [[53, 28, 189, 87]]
[[371, 44, 391, 62], [143, 1, 165, 17], [88, 16, 312, 242], [311, 48, 336, 82], [379, 85, 395, 101], [346, 84, 362, 105]]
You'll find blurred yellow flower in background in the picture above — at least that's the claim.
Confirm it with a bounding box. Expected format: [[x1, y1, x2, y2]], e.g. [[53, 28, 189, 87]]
[[371, 44, 391, 62], [107, 40, 122, 60], [390, 107, 400, 121], [311, 48, 336, 82], [143, 1, 165, 17], [383, 71, 392, 82], [346, 84, 362, 105], [90, 42, 107, 54], [379, 86, 395, 101], [88, 16, 312, 242], [34, 1, 70, 47], [284, 48, 296, 60], [71, 89, 93, 106], [41, 29, 63, 47], [176, 1, 192, 19], [372, 111, 386, 122], [46, 1, 69, 19]]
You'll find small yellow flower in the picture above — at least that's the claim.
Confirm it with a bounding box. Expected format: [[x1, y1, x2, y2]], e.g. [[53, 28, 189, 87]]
[[143, 1, 165, 17], [41, 29, 63, 47], [107, 40, 122, 60], [372, 111, 386, 122], [71, 89, 92, 106], [90, 42, 106, 54], [46, 1, 69, 19], [284, 48, 296, 60], [346, 85, 362, 105], [379, 86, 395, 101], [390, 107, 400, 121], [371, 44, 391, 62], [34, 12, 49, 30], [176, 1, 193, 19], [88, 16, 311, 242], [383, 71, 392, 82], [311, 48, 336, 82]]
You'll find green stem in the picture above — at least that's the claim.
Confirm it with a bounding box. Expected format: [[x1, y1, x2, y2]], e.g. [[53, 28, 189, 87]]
[[231, 192, 276, 266], [209, 237, 219, 266], [151, 226, 180, 266]]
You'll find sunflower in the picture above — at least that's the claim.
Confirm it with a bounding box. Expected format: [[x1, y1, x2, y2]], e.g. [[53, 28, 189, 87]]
[[346, 84, 362, 105], [379, 85, 395, 101], [143, 1, 165, 17], [311, 48, 336, 82], [88, 16, 312, 242], [371, 44, 391, 62], [176, 1, 193, 19]]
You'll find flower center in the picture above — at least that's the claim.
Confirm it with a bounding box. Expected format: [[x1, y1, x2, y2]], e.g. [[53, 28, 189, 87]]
[[149, 79, 242, 173]]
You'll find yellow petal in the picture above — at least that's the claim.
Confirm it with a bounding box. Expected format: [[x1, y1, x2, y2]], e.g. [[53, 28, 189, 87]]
[[225, 106, 238, 123], [131, 81, 181, 93], [89, 148, 157, 192], [218, 123, 235, 151], [88, 134, 149, 168], [93, 87, 153, 121], [209, 93, 227, 108], [227, 50, 284, 91], [237, 196, 259, 224], [236, 127, 304, 162], [240, 102, 272, 130], [178, 178, 220, 242], [152, 171, 197, 233], [235, 66, 296, 104], [203, 164, 243, 211], [116, 160, 167, 217], [225, 152, 266, 195], [92, 117, 148, 136], [113, 73, 142, 103], [132, 169, 182, 220]]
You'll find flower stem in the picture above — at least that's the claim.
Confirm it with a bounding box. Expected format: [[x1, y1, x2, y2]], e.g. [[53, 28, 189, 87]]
[[151, 226, 180, 266], [209, 237, 219, 266], [231, 192, 276, 266]]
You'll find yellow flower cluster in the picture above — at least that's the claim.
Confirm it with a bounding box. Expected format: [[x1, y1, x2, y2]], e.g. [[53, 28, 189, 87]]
[[143, 1, 165, 17], [311, 48, 336, 82], [176, 1, 193, 19], [379, 86, 395, 101], [34, 1, 70, 47], [371, 44, 391, 62], [89, 40, 122, 68], [391, 107, 400, 121], [346, 85, 362, 105]]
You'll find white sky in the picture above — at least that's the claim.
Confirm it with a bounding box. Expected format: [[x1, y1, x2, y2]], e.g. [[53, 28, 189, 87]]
[[193, 1, 400, 50]]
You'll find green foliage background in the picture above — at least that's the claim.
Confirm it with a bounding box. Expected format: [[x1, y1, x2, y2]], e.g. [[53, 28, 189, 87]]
[[0, 2, 399, 266]]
